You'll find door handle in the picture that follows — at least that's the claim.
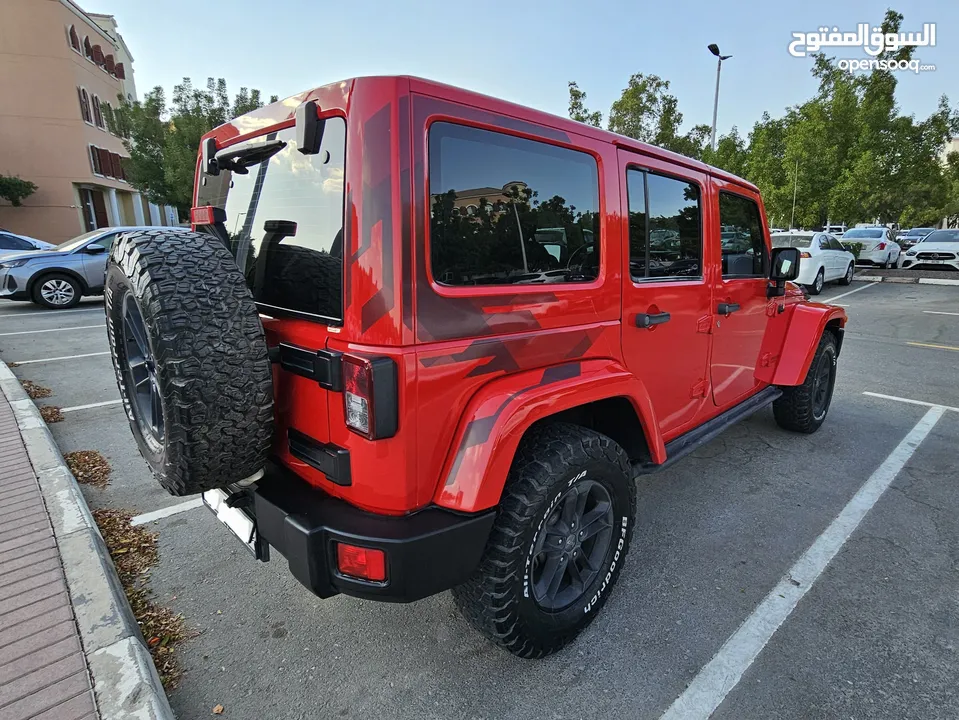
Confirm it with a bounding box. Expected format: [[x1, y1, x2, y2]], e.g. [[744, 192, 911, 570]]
[[717, 303, 741, 316], [635, 312, 671, 328]]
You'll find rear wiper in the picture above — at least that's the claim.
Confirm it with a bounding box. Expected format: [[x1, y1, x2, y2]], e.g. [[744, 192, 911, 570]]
[[214, 139, 287, 175]]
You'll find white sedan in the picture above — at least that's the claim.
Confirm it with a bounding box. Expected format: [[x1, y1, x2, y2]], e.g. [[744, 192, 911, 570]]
[[900, 229, 959, 271], [771, 231, 856, 295], [840, 226, 901, 268]]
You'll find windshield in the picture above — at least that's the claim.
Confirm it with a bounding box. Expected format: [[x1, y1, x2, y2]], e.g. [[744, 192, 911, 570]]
[[842, 228, 883, 239], [771, 234, 814, 248], [196, 118, 347, 322], [908, 228, 936, 236], [923, 230, 959, 243], [54, 230, 104, 252]]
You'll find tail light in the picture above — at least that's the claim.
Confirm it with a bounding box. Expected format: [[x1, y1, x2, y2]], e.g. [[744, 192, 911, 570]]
[[336, 542, 386, 582], [190, 205, 225, 226], [800, 251, 811, 258], [342, 354, 398, 440], [877, 242, 887, 250]]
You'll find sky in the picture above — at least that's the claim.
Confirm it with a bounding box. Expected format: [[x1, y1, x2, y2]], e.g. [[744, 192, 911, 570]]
[[89, 0, 956, 140]]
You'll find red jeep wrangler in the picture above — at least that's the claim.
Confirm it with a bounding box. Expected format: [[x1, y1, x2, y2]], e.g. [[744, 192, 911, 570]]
[[104, 76, 846, 658]]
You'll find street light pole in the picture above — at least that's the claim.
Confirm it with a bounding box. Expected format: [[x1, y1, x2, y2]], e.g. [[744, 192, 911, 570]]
[[707, 44, 732, 152]]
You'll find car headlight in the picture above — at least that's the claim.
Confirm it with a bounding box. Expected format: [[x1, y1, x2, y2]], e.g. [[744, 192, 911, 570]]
[[0, 259, 30, 269], [906, 251, 917, 256]]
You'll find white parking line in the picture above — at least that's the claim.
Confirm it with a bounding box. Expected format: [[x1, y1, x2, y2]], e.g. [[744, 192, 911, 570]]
[[824, 283, 878, 303], [12, 351, 110, 365], [923, 310, 959, 317], [660, 405, 945, 720], [0, 324, 104, 337], [0, 308, 102, 319], [60, 399, 122, 413], [863, 391, 959, 413], [130, 498, 204, 526]]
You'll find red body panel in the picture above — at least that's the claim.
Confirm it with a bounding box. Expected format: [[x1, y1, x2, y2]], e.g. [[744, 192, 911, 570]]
[[193, 75, 845, 517]]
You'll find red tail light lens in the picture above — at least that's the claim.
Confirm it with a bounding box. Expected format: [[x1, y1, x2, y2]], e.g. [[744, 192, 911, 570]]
[[877, 242, 886, 250], [799, 251, 811, 258], [336, 543, 387, 582], [341, 354, 398, 440], [343, 354, 373, 437], [190, 205, 216, 226]]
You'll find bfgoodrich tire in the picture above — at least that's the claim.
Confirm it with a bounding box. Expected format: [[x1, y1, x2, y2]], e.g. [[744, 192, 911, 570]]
[[452, 422, 636, 659], [105, 229, 274, 496], [773, 332, 838, 434]]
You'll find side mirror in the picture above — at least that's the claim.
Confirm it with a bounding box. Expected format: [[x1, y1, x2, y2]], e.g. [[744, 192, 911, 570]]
[[83, 244, 107, 255], [768, 246, 800, 297]]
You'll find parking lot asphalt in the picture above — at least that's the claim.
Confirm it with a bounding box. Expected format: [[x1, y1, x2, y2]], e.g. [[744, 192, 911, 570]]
[[1, 281, 957, 720]]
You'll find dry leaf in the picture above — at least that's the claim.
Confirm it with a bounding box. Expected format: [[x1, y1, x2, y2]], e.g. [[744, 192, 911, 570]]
[[213, 704, 225, 715]]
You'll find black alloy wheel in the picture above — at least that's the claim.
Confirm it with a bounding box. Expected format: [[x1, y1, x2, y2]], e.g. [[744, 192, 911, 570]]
[[120, 292, 164, 443]]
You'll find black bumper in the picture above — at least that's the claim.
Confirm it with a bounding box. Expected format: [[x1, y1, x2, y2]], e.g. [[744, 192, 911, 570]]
[[251, 462, 495, 603]]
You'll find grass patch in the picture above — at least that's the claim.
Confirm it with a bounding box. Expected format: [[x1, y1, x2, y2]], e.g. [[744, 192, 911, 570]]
[[64, 450, 111, 488], [93, 508, 186, 689], [40, 406, 63, 423], [22, 380, 52, 399]]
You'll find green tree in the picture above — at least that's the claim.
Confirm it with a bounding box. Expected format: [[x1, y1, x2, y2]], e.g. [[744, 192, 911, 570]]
[[108, 78, 278, 215], [567, 82, 602, 128], [0, 175, 38, 207]]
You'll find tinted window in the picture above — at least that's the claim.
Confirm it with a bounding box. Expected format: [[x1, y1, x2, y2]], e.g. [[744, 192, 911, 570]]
[[628, 170, 702, 280], [718, 192, 766, 276], [771, 234, 813, 248], [88, 233, 116, 251], [429, 123, 600, 286], [200, 119, 346, 321], [843, 228, 883, 239], [923, 230, 959, 243], [827, 236, 845, 251], [0, 234, 33, 250]]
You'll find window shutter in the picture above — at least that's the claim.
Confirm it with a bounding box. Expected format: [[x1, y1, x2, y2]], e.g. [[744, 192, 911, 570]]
[[93, 44, 104, 64], [111, 153, 122, 179], [105, 54, 115, 73], [89, 145, 99, 174], [115, 63, 125, 79], [98, 148, 112, 177]]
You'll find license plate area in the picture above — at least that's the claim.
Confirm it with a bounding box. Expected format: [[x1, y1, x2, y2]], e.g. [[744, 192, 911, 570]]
[[202, 488, 270, 561]]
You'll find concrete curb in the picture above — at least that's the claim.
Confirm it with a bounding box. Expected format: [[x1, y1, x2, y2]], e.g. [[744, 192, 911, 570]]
[[853, 275, 959, 286], [0, 360, 175, 720]]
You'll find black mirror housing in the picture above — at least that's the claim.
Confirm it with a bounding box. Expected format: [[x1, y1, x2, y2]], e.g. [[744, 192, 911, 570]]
[[768, 246, 800, 298]]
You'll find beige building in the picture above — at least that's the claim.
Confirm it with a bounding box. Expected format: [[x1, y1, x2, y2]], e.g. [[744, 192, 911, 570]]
[[0, 0, 179, 244]]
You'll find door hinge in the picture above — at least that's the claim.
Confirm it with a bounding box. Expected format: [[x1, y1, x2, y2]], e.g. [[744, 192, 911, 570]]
[[690, 379, 708, 399], [696, 315, 712, 334]]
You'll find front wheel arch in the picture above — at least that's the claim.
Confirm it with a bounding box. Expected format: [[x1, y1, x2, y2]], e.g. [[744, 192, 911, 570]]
[[28, 268, 90, 298]]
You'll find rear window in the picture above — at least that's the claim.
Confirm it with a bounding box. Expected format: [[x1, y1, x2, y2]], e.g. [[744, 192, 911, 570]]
[[429, 122, 600, 286], [197, 118, 346, 322], [843, 228, 883, 239], [771, 234, 814, 248]]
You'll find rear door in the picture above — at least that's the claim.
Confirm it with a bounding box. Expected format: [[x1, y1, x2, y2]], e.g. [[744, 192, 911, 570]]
[[618, 150, 712, 439], [710, 181, 770, 408], [819, 234, 838, 279]]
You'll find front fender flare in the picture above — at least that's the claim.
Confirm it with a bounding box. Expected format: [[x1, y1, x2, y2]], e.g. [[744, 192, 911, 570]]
[[767, 302, 847, 386], [433, 358, 663, 514]]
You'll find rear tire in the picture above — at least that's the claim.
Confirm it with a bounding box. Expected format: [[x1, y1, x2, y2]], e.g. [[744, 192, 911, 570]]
[[838, 262, 853, 286], [32, 273, 81, 309], [105, 229, 274, 496], [452, 422, 636, 659], [807, 268, 825, 295], [774, 332, 837, 434]]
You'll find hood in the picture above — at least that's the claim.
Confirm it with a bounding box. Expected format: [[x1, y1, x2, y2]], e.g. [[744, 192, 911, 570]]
[[0, 248, 61, 263]]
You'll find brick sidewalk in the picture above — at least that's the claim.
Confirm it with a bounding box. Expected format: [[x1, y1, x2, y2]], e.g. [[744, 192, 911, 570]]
[[0, 399, 97, 720]]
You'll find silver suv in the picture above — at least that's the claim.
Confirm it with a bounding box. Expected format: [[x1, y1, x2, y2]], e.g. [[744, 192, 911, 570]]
[[0, 226, 187, 309]]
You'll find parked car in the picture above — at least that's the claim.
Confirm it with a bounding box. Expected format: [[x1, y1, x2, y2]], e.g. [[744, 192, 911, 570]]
[[103, 76, 846, 659], [771, 231, 855, 294], [901, 229, 959, 271], [824, 224, 847, 237], [897, 227, 936, 251], [0, 230, 56, 258], [0, 226, 188, 308], [841, 226, 901, 267]]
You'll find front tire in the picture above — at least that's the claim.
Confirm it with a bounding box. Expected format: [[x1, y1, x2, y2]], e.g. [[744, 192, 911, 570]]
[[774, 332, 838, 434], [452, 423, 636, 659], [32, 273, 81, 309], [807, 268, 825, 295], [105, 230, 274, 496], [838, 262, 853, 286]]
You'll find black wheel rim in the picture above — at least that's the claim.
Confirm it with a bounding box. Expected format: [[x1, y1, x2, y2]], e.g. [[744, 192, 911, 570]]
[[812, 352, 833, 418], [531, 479, 614, 611], [121, 293, 164, 442]]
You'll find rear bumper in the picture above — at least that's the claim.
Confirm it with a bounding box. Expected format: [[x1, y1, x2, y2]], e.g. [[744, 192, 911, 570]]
[[250, 461, 495, 602]]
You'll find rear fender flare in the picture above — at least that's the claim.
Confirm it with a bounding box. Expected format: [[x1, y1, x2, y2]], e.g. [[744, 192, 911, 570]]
[[433, 358, 663, 513], [768, 302, 847, 386]]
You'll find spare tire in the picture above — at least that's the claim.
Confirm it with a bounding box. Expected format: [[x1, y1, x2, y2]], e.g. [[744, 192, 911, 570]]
[[105, 229, 274, 496]]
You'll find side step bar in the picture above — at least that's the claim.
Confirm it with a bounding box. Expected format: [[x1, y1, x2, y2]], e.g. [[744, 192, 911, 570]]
[[633, 386, 782, 477]]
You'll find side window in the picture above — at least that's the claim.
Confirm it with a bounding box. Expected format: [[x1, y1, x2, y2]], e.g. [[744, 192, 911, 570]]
[[627, 170, 702, 280], [429, 122, 600, 286], [718, 191, 766, 277], [0, 234, 24, 250], [88, 233, 115, 251]]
